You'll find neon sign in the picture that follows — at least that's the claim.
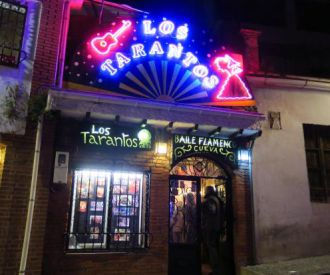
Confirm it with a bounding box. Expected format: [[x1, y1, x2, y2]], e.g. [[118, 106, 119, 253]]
[[94, 20, 218, 90], [172, 134, 237, 165], [213, 55, 252, 100], [66, 17, 255, 106], [91, 20, 132, 55], [80, 124, 153, 150]]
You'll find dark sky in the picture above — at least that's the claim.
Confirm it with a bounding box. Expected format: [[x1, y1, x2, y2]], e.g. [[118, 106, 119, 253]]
[[113, 0, 222, 26]]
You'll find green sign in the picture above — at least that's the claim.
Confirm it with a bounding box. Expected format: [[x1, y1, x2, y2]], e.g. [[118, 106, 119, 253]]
[[173, 134, 236, 165], [80, 124, 153, 150]]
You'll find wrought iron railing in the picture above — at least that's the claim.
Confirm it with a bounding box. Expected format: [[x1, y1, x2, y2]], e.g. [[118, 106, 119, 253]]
[[65, 232, 151, 252]]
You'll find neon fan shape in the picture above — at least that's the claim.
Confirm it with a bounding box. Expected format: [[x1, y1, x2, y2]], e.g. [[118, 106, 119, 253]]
[[119, 60, 208, 103], [118, 58, 254, 106]]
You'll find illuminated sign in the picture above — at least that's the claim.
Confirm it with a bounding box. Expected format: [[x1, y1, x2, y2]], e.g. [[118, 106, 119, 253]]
[[95, 20, 224, 91], [80, 124, 153, 150], [173, 134, 236, 165], [91, 20, 132, 55], [213, 55, 252, 100], [66, 16, 255, 106]]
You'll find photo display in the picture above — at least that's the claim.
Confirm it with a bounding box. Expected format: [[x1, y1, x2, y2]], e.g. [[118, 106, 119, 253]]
[[72, 172, 110, 247], [70, 171, 143, 249], [111, 173, 142, 242]]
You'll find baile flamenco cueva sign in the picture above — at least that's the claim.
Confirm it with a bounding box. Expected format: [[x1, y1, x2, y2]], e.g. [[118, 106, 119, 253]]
[[65, 16, 255, 106]]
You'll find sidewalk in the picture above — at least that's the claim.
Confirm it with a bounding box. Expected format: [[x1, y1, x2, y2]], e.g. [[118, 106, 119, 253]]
[[241, 255, 330, 275]]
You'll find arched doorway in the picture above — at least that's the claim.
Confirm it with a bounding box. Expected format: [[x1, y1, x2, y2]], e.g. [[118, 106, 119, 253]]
[[168, 156, 235, 275]]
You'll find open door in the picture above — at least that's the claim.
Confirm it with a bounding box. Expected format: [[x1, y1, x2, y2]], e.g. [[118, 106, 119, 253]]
[[168, 176, 201, 275], [169, 157, 235, 275], [201, 178, 235, 275]]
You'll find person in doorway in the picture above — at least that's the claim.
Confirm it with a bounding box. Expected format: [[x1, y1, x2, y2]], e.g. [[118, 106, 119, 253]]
[[185, 192, 197, 243], [202, 186, 225, 275], [170, 201, 184, 243]]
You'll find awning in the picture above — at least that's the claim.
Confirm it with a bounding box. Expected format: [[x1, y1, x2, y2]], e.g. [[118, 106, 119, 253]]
[[47, 88, 264, 139]]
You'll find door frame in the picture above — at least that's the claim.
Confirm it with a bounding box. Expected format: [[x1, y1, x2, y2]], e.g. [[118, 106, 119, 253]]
[[168, 175, 202, 275], [168, 173, 235, 275]]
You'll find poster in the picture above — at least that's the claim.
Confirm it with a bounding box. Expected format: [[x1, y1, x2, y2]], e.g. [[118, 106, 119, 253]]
[[114, 228, 130, 242], [118, 217, 130, 227], [113, 185, 127, 194], [90, 201, 104, 211]]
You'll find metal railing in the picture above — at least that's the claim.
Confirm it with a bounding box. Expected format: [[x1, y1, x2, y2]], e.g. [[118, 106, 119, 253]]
[[65, 232, 151, 252]]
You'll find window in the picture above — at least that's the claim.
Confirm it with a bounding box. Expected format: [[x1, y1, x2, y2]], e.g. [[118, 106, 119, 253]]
[[0, 144, 6, 185], [68, 170, 150, 251], [0, 1, 27, 67], [303, 124, 330, 202]]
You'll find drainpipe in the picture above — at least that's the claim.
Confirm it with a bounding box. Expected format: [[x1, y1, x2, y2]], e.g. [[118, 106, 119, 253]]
[[19, 89, 54, 274], [17, 0, 42, 273], [18, 116, 43, 274], [248, 139, 257, 265], [19, 0, 70, 272]]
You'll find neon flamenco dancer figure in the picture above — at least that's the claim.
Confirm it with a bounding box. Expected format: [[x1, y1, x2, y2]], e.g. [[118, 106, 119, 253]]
[[213, 54, 252, 100], [91, 20, 132, 55]]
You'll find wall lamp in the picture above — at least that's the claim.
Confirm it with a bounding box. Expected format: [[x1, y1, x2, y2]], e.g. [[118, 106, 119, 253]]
[[155, 142, 168, 155], [238, 150, 250, 162]]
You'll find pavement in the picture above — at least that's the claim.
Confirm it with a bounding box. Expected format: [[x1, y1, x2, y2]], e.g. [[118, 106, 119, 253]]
[[240, 255, 330, 275]]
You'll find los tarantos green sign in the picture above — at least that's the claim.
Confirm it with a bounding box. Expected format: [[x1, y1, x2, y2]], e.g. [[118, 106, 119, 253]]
[[173, 134, 236, 165], [80, 124, 153, 150]]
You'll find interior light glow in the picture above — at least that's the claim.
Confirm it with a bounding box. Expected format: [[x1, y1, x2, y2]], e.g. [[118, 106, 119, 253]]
[[238, 150, 250, 162], [131, 43, 147, 59], [213, 54, 252, 100], [149, 41, 165, 55], [79, 169, 110, 178], [91, 20, 132, 55], [142, 20, 156, 35], [0, 144, 6, 184]]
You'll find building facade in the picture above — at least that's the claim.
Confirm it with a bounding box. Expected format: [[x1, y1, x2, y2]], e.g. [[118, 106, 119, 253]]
[[251, 76, 330, 263], [0, 0, 329, 275]]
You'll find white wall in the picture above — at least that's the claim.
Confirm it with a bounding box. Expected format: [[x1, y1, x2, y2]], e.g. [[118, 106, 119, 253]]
[[0, 1, 41, 134], [250, 80, 330, 263]]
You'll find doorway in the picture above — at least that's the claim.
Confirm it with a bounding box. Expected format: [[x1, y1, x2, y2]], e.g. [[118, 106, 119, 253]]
[[168, 157, 234, 275]]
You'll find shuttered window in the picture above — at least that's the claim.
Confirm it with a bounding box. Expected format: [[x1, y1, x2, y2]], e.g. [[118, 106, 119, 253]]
[[303, 124, 330, 202]]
